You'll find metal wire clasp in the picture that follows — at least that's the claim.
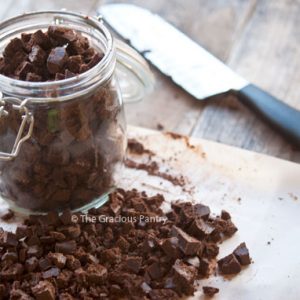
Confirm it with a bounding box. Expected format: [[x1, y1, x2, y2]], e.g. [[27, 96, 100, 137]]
[[0, 97, 34, 161]]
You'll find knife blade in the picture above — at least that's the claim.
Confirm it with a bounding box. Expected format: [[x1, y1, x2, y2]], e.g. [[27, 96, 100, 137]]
[[99, 4, 300, 147]]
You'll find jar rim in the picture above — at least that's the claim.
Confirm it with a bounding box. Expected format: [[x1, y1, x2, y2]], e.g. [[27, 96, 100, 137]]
[[0, 10, 115, 101]]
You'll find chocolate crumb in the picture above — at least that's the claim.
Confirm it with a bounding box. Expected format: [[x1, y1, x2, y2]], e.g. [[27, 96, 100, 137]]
[[203, 286, 219, 297]]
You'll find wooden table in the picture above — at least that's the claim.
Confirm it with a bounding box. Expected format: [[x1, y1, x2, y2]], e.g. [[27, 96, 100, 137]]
[[1, 0, 299, 162]]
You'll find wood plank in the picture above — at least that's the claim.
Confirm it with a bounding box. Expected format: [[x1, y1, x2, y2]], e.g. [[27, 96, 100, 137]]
[[2, 0, 98, 18], [192, 1, 300, 162]]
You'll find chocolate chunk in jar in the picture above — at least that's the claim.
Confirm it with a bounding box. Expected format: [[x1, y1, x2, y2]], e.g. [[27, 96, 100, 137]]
[[47, 47, 68, 74]]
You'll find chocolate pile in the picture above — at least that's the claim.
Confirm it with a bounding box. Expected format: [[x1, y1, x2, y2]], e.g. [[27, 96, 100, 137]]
[[0, 189, 251, 299], [0, 26, 125, 212], [0, 26, 102, 81]]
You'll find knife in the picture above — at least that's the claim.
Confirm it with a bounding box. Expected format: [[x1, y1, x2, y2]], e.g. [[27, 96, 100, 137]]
[[99, 4, 300, 147]]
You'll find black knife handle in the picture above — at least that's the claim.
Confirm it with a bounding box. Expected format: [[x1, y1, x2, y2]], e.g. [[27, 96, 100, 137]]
[[236, 84, 300, 148]]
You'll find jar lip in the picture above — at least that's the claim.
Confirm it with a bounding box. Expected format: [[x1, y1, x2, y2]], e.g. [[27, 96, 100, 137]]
[[0, 10, 114, 94]]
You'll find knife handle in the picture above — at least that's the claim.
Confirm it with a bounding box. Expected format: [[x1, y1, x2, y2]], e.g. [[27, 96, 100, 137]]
[[237, 84, 300, 148]]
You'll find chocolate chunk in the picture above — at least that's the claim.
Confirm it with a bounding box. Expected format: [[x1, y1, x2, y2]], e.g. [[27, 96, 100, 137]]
[[85, 264, 107, 283], [203, 286, 219, 297], [2, 250, 18, 262], [25, 257, 39, 272], [218, 253, 241, 275], [29, 30, 52, 50], [47, 47, 68, 74], [161, 237, 181, 259], [39, 257, 52, 271], [66, 55, 82, 73], [55, 240, 76, 254], [1, 263, 24, 280], [221, 210, 231, 220], [188, 219, 215, 240], [48, 252, 67, 268], [65, 69, 76, 78], [124, 256, 142, 274], [223, 220, 238, 237], [204, 242, 219, 259], [194, 203, 210, 220], [101, 247, 121, 264], [15, 61, 34, 79], [233, 242, 251, 265], [27, 245, 43, 258], [32, 280, 55, 300], [42, 267, 60, 279], [26, 72, 42, 81], [29, 45, 46, 66], [171, 226, 203, 256], [0, 231, 18, 247], [4, 38, 24, 57], [199, 258, 210, 276], [48, 26, 77, 44], [172, 259, 197, 295], [146, 261, 166, 280]]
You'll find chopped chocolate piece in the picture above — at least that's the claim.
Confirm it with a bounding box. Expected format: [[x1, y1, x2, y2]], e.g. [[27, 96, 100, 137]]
[[204, 242, 219, 259], [25, 257, 39, 272], [221, 210, 231, 220], [29, 45, 46, 65], [199, 258, 210, 276], [48, 26, 77, 44], [1, 263, 24, 280], [233, 242, 251, 265], [203, 286, 219, 297], [15, 61, 33, 79], [188, 219, 215, 240], [47, 47, 68, 74], [26, 72, 42, 81], [48, 252, 67, 268], [55, 72, 65, 80], [194, 203, 210, 220], [67, 55, 82, 73], [172, 259, 197, 295], [4, 38, 24, 57], [27, 245, 43, 258], [223, 220, 238, 237], [218, 253, 241, 275], [29, 30, 52, 50], [161, 237, 181, 259], [147, 261, 166, 280], [55, 240, 76, 254], [42, 267, 60, 279], [171, 226, 203, 256], [124, 256, 142, 274], [85, 264, 107, 283], [32, 280, 55, 300], [0, 231, 18, 247], [39, 257, 52, 271], [2, 250, 18, 262], [65, 69, 76, 78]]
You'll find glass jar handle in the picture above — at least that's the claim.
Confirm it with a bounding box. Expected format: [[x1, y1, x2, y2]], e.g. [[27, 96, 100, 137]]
[[0, 97, 34, 161], [115, 39, 155, 103]]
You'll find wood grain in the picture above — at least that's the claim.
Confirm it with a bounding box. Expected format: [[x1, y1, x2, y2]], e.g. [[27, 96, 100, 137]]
[[1, 0, 299, 162]]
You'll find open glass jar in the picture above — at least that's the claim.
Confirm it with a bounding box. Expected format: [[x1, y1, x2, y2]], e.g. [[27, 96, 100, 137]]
[[0, 11, 154, 214]]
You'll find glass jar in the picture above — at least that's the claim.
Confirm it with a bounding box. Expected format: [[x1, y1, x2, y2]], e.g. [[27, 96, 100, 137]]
[[0, 11, 154, 214]]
